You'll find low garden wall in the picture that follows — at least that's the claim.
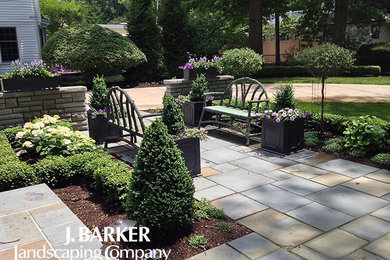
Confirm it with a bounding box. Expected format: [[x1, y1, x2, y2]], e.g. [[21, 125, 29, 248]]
[[164, 75, 234, 98], [0, 86, 87, 131]]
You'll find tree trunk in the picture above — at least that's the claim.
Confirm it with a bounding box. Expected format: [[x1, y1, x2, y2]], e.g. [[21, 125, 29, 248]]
[[320, 77, 325, 133], [333, 0, 348, 46], [249, 0, 263, 54], [275, 13, 280, 65]]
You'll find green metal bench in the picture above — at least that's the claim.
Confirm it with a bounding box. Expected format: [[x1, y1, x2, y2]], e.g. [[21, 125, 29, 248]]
[[198, 77, 269, 145], [104, 86, 158, 150]]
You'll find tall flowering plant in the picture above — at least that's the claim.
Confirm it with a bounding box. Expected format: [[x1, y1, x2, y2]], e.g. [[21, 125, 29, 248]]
[[179, 56, 220, 70], [1, 60, 65, 79], [259, 108, 310, 123]]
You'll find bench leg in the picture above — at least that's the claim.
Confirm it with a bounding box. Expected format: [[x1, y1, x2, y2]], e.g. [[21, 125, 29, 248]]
[[246, 118, 251, 146], [198, 109, 206, 129]]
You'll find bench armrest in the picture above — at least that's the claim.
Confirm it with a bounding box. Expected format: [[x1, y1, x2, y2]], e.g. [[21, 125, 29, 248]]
[[203, 92, 225, 97], [140, 113, 161, 119], [248, 100, 268, 104]]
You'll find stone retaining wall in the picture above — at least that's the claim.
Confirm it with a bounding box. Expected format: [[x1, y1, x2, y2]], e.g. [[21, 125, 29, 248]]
[[164, 75, 234, 98], [0, 86, 88, 131]]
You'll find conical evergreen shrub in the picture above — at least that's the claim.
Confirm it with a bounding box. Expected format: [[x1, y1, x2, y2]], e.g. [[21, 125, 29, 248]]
[[125, 119, 194, 238], [162, 95, 186, 135]]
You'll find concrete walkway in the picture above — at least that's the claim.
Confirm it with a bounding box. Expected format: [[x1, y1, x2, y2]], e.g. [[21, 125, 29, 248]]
[[118, 83, 390, 110]]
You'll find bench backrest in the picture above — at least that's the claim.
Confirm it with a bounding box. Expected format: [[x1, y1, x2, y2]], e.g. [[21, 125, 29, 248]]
[[106, 86, 146, 134], [221, 77, 269, 113]]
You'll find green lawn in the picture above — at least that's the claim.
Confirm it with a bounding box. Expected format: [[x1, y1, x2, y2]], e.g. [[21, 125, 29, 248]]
[[296, 102, 390, 121], [258, 77, 390, 85]]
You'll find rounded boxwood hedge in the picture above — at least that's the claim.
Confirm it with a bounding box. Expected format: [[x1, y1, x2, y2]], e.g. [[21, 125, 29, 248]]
[[125, 119, 194, 239]]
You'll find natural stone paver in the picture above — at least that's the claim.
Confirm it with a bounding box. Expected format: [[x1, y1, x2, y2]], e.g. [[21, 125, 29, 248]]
[[200, 167, 220, 177], [232, 157, 283, 174], [239, 209, 322, 248], [316, 159, 379, 178], [273, 176, 327, 196], [308, 186, 388, 217], [0, 239, 59, 260], [364, 233, 390, 259], [371, 205, 390, 221], [0, 183, 61, 217], [341, 249, 386, 260], [383, 193, 390, 201], [247, 149, 297, 168], [287, 202, 354, 231], [200, 139, 234, 151], [29, 202, 80, 229], [257, 248, 301, 260], [193, 177, 217, 191], [292, 245, 330, 260], [259, 170, 294, 181], [305, 229, 368, 259], [228, 232, 279, 259], [285, 150, 318, 161], [211, 163, 239, 173], [188, 244, 247, 260], [43, 219, 87, 246], [342, 177, 390, 197], [53, 236, 103, 260], [280, 164, 329, 179], [201, 159, 216, 168], [295, 153, 336, 166], [228, 144, 252, 153], [341, 215, 390, 241], [208, 168, 273, 192], [193, 185, 235, 201], [312, 172, 351, 186], [201, 147, 247, 164], [243, 184, 312, 212], [0, 212, 44, 251], [366, 169, 390, 184], [212, 194, 268, 220]]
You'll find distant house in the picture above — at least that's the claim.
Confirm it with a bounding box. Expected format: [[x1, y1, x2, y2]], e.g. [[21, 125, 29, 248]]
[[99, 23, 128, 37], [0, 0, 49, 74]]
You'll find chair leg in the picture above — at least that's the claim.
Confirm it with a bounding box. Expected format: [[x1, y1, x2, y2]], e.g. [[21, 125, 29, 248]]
[[104, 124, 109, 149], [246, 119, 251, 146], [198, 109, 206, 129]]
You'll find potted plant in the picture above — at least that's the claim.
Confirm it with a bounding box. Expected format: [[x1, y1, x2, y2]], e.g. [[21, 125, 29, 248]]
[[260, 108, 310, 154], [162, 94, 207, 177], [0, 60, 64, 92], [178, 56, 220, 80], [87, 76, 121, 144], [177, 74, 213, 127]]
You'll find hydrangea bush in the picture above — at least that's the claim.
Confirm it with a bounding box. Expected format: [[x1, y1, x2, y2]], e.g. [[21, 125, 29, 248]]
[[15, 115, 97, 157], [1, 60, 65, 79], [258, 108, 310, 122], [179, 56, 220, 70]]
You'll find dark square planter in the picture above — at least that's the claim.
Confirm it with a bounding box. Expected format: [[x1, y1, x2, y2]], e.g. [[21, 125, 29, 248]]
[[0, 77, 60, 92], [261, 118, 304, 154], [182, 100, 212, 127], [88, 114, 123, 144], [175, 137, 201, 178], [183, 67, 219, 80]]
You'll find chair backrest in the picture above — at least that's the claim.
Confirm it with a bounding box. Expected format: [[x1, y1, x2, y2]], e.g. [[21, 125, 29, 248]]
[[106, 86, 146, 134], [222, 77, 269, 113]]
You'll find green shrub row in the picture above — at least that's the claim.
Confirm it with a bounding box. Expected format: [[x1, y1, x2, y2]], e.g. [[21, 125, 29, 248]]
[[305, 113, 350, 135], [255, 65, 381, 78], [0, 133, 19, 165], [0, 126, 22, 144], [357, 43, 390, 72]]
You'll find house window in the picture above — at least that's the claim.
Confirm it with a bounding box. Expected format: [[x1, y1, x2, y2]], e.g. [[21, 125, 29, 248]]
[[0, 27, 19, 63], [371, 24, 380, 39]]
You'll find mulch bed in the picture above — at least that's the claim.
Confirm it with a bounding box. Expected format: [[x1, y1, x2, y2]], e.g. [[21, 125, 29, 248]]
[[54, 185, 251, 260]]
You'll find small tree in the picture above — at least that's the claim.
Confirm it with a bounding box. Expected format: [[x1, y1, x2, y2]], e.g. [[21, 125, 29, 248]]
[[42, 25, 147, 83], [162, 95, 186, 135], [89, 76, 108, 110], [217, 48, 263, 78], [295, 43, 354, 131], [190, 74, 209, 102], [125, 119, 194, 239], [124, 0, 163, 83], [159, 0, 191, 77], [273, 84, 296, 111]]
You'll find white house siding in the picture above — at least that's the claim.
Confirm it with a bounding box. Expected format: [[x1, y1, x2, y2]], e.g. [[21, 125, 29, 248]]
[[0, 0, 42, 74]]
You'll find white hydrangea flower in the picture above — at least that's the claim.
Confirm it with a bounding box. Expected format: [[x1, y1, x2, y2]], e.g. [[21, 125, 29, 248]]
[[22, 141, 33, 148], [64, 139, 72, 145]]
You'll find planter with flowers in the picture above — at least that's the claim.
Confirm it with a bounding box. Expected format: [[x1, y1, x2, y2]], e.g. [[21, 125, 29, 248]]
[[0, 60, 64, 92], [177, 74, 213, 127], [179, 56, 220, 80], [163, 94, 208, 177], [87, 76, 122, 144], [260, 108, 309, 154]]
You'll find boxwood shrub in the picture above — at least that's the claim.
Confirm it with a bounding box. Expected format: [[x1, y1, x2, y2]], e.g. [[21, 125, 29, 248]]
[[0, 126, 23, 144], [0, 133, 19, 165], [371, 153, 390, 166], [305, 113, 350, 135], [0, 162, 38, 192]]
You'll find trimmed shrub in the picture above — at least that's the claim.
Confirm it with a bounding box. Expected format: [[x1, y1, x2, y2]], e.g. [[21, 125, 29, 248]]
[[42, 25, 146, 81], [190, 74, 209, 102], [217, 48, 263, 78], [304, 131, 320, 148], [89, 76, 108, 110], [322, 138, 344, 152], [125, 120, 195, 239], [371, 153, 390, 165], [272, 84, 296, 111], [34, 155, 73, 187], [162, 95, 186, 135], [1, 126, 23, 143], [189, 235, 207, 249], [0, 133, 19, 165], [346, 65, 381, 76], [305, 113, 349, 135], [0, 162, 37, 192], [357, 43, 390, 72]]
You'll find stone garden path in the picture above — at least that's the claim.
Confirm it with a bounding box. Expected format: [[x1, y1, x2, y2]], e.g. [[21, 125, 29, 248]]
[[109, 132, 390, 260]]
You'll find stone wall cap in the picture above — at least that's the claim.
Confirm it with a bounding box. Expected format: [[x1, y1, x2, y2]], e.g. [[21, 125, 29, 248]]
[[59, 86, 87, 92], [164, 75, 233, 85]]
